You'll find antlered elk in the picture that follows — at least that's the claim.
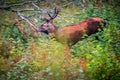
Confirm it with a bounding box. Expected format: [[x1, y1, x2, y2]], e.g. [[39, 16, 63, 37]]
[[37, 8, 105, 46]]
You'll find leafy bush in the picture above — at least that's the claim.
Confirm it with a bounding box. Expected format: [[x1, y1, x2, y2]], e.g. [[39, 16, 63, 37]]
[[4, 25, 27, 43]]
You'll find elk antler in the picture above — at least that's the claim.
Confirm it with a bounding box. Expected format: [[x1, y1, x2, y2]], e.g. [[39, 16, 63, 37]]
[[40, 7, 59, 22], [48, 7, 59, 20]]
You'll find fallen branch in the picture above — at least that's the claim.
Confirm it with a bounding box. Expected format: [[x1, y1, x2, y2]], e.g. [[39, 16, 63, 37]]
[[11, 8, 42, 12], [15, 11, 40, 38]]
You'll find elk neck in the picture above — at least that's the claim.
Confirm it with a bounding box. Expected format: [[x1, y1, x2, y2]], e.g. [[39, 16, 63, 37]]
[[49, 25, 59, 38]]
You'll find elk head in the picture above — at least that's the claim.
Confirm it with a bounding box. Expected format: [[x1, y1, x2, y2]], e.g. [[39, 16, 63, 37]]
[[37, 7, 59, 35]]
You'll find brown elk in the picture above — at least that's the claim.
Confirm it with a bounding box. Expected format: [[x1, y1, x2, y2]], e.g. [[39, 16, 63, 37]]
[[37, 8, 105, 47]]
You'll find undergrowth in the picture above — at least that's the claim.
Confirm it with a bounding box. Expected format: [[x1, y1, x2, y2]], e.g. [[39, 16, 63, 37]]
[[0, 1, 120, 80]]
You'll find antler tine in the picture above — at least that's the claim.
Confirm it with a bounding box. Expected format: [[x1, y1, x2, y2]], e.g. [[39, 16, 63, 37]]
[[53, 7, 59, 18], [47, 11, 53, 19], [48, 7, 59, 20]]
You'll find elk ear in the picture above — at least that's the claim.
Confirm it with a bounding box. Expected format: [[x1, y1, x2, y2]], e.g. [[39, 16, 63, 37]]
[[41, 17, 50, 22], [41, 17, 46, 21]]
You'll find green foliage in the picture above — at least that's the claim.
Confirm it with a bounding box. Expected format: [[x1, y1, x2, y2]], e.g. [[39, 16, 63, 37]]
[[4, 25, 27, 43], [0, 1, 120, 80]]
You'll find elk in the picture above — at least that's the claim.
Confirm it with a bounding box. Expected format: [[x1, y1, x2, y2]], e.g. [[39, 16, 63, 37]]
[[37, 8, 105, 47]]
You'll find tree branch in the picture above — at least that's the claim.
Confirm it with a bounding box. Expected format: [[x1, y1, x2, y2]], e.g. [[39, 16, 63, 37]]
[[16, 11, 37, 31], [11, 8, 41, 12], [0, 0, 40, 10]]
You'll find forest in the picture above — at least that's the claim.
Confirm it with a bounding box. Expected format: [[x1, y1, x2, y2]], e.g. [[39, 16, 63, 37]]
[[0, 0, 120, 80]]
